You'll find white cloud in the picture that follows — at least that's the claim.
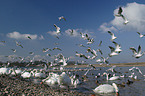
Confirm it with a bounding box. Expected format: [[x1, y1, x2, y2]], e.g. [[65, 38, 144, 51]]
[[99, 2, 145, 33], [47, 31, 60, 36], [39, 35, 44, 40], [65, 29, 80, 37], [7, 31, 38, 40]]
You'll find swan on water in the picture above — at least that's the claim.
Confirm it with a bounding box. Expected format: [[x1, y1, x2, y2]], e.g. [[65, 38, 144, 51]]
[[93, 83, 119, 94]]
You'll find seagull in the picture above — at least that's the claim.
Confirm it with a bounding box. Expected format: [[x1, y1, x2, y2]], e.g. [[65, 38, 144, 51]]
[[29, 52, 34, 55], [130, 45, 145, 58], [108, 46, 119, 57], [58, 16, 66, 21], [115, 7, 129, 25], [87, 38, 94, 44], [96, 56, 109, 65], [112, 41, 122, 53], [76, 44, 86, 47], [53, 47, 62, 51], [129, 66, 143, 75], [27, 36, 31, 39], [42, 48, 51, 52], [98, 41, 102, 47], [15, 41, 23, 48], [11, 49, 16, 53], [137, 32, 145, 38], [75, 51, 89, 59], [54, 24, 61, 35], [108, 31, 117, 41], [69, 29, 74, 35]]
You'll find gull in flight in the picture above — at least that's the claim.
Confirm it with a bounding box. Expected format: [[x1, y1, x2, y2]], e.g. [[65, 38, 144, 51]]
[[11, 49, 16, 53], [115, 7, 129, 25], [75, 51, 90, 59], [54, 24, 61, 35], [15, 41, 23, 48], [58, 16, 66, 21], [69, 29, 74, 35], [42, 48, 51, 52], [130, 45, 145, 58], [27, 36, 31, 39], [108, 31, 117, 41], [108, 46, 119, 57], [53, 47, 62, 51], [98, 41, 102, 47], [112, 41, 122, 53], [129, 66, 143, 75], [137, 32, 145, 38]]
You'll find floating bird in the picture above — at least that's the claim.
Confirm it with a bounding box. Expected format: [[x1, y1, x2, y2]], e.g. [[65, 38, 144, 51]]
[[58, 72, 71, 88], [115, 7, 129, 25], [54, 24, 61, 35], [129, 66, 143, 75], [93, 83, 119, 94], [58, 16, 66, 21], [137, 32, 145, 38], [103, 72, 120, 81], [108, 31, 117, 41], [130, 45, 145, 58], [42, 72, 60, 87]]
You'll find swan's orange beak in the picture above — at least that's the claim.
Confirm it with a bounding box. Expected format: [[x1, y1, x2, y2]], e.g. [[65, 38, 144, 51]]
[[40, 82, 43, 84], [91, 94, 95, 96]]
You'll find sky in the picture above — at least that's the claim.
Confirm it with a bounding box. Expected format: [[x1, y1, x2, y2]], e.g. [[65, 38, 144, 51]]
[[1, 0, 145, 64]]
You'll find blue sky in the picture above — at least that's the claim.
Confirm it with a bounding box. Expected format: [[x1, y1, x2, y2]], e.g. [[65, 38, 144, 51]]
[[1, 0, 145, 64]]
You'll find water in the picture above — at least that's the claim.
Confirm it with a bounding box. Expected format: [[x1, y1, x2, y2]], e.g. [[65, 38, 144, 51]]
[[22, 66, 145, 96]]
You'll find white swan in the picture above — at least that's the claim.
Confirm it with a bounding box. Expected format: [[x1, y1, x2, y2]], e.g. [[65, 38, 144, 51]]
[[21, 69, 33, 79], [11, 68, 22, 76], [58, 72, 71, 88], [103, 72, 120, 81], [93, 83, 119, 94], [42, 72, 60, 87], [0, 67, 12, 75], [32, 69, 46, 78]]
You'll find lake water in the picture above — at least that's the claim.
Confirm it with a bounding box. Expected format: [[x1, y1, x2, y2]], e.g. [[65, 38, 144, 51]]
[[21, 66, 145, 96]]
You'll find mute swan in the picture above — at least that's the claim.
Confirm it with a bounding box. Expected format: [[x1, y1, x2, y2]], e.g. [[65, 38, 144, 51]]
[[58, 72, 71, 88], [0, 67, 12, 75], [32, 69, 46, 78], [103, 72, 120, 81], [21, 69, 34, 79], [42, 72, 60, 87], [93, 83, 119, 94]]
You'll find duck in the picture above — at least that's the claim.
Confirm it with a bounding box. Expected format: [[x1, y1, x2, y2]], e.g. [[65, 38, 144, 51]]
[[93, 83, 119, 94]]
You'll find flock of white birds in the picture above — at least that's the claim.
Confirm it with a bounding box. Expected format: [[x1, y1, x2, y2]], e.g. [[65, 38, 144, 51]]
[[0, 7, 145, 95]]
